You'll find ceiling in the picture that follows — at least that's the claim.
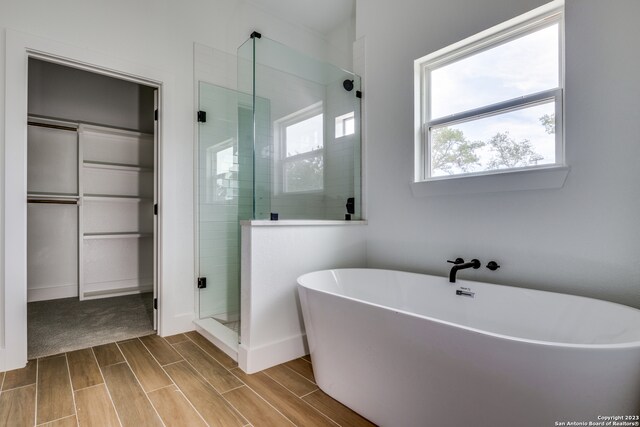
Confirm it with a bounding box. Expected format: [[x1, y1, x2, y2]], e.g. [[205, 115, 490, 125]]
[[246, 0, 355, 35]]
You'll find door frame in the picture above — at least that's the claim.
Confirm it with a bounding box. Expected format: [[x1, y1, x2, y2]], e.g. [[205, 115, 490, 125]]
[[2, 29, 169, 371]]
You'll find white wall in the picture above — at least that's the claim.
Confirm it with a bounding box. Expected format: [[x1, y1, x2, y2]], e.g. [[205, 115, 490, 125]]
[[239, 222, 367, 373], [0, 0, 351, 371], [325, 15, 356, 71], [356, 0, 640, 308]]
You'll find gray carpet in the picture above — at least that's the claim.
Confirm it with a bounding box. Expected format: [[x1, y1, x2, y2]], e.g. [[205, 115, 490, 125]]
[[28, 292, 154, 359]]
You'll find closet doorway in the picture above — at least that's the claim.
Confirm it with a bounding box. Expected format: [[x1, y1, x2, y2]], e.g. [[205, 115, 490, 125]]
[[26, 58, 159, 358]]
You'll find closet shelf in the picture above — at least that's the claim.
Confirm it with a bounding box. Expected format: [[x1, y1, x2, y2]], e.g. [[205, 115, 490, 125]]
[[83, 161, 153, 172], [83, 232, 153, 240], [27, 192, 79, 199], [83, 194, 152, 202]]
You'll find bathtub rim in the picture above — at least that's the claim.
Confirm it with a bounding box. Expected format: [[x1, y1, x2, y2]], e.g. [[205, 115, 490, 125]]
[[297, 268, 640, 350]]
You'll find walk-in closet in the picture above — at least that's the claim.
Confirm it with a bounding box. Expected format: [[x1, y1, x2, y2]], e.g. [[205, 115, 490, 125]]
[[27, 58, 158, 358]]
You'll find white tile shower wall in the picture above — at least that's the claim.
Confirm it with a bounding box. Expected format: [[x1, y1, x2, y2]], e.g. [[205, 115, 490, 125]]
[[239, 222, 367, 373], [254, 96, 273, 219], [324, 78, 359, 219], [353, 37, 365, 220]]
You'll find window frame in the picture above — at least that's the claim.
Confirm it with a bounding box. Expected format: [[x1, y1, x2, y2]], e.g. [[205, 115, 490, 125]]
[[414, 1, 565, 184], [274, 102, 325, 195]]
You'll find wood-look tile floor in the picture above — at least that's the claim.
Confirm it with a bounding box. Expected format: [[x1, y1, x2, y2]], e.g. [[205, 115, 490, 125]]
[[0, 331, 375, 427]]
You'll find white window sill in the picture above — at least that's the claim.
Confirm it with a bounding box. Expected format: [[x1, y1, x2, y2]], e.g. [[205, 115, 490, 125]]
[[410, 165, 570, 197]]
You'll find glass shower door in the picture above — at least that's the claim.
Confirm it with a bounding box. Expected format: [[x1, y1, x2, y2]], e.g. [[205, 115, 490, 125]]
[[197, 82, 243, 340]]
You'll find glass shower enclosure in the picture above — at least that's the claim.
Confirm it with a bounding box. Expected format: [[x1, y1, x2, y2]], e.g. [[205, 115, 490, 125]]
[[238, 34, 362, 220], [196, 34, 362, 357]]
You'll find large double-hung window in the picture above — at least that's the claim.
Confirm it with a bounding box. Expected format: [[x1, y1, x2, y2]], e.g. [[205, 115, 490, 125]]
[[415, 1, 565, 189]]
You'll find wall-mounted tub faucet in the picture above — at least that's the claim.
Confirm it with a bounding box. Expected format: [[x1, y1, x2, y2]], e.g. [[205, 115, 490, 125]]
[[448, 258, 480, 283]]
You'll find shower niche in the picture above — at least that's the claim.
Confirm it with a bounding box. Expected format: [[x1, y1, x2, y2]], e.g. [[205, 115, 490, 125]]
[[195, 35, 362, 359]]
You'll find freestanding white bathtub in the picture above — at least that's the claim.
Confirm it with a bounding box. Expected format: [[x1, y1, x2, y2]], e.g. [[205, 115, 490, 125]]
[[297, 269, 640, 427]]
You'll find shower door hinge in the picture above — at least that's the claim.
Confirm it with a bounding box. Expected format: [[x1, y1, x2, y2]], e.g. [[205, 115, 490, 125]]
[[197, 111, 207, 123], [356, 90, 362, 99], [154, 109, 158, 121], [153, 298, 158, 309], [154, 204, 158, 215], [197, 277, 207, 289]]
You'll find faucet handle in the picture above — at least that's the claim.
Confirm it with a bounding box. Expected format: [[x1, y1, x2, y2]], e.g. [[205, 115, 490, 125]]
[[447, 258, 465, 265], [487, 261, 500, 271]]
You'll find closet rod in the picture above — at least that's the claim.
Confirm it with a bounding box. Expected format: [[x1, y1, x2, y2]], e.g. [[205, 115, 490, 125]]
[[28, 121, 77, 132], [27, 198, 78, 205]]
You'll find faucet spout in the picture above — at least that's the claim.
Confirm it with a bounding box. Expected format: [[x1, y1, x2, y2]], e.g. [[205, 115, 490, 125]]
[[449, 259, 480, 283]]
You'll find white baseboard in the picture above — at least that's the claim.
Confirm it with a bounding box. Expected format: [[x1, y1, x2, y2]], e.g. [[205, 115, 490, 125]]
[[82, 279, 153, 300], [27, 284, 78, 302], [82, 285, 153, 300], [0, 340, 28, 372], [239, 333, 308, 374], [160, 312, 196, 337]]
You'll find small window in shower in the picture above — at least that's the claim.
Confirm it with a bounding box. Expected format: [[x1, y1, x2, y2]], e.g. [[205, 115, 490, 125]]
[[335, 111, 355, 138], [276, 102, 324, 193]]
